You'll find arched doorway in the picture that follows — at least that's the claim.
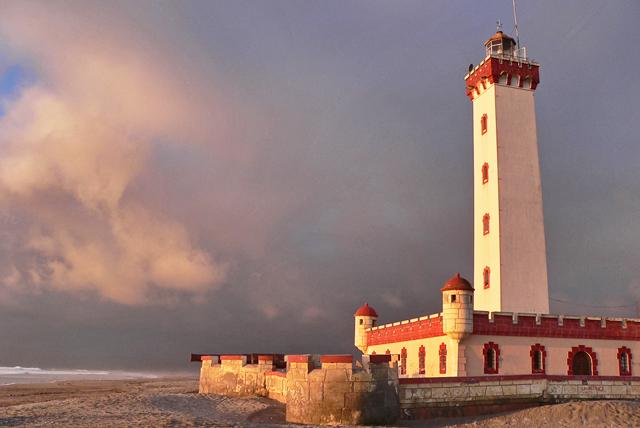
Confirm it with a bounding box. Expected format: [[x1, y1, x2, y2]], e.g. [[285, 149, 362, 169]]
[[572, 351, 592, 375]]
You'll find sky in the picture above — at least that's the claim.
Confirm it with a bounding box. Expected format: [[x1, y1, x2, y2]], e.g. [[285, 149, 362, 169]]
[[0, 1, 638, 370]]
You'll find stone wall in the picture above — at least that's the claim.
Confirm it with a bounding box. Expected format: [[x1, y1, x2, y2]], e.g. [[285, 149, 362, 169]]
[[265, 371, 287, 403], [199, 355, 277, 397], [198, 353, 400, 425], [399, 375, 640, 418], [285, 354, 399, 426]]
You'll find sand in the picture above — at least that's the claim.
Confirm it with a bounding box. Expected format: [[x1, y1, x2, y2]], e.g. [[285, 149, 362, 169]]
[[1, 377, 639, 427]]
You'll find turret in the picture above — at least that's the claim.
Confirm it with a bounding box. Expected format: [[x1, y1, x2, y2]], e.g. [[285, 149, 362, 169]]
[[354, 303, 378, 353], [441, 273, 474, 341]]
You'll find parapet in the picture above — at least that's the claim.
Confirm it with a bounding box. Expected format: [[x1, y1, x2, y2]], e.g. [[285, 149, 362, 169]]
[[473, 311, 640, 340], [197, 353, 400, 425], [366, 313, 444, 345]]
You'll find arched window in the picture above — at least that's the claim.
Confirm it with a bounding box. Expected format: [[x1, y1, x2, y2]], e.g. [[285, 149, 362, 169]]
[[483, 267, 491, 289], [483, 342, 500, 374], [439, 343, 447, 374], [483, 213, 490, 235], [482, 163, 489, 184], [618, 347, 632, 376], [400, 347, 407, 375], [481, 114, 488, 135], [418, 345, 426, 375], [530, 344, 546, 374], [567, 345, 598, 376]]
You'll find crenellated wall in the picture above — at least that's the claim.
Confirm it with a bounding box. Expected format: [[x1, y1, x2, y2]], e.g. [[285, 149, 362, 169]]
[[285, 354, 399, 425], [199, 355, 278, 396], [198, 353, 400, 425]]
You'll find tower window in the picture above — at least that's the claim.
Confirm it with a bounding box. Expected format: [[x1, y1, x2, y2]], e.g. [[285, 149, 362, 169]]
[[483, 213, 490, 235], [618, 347, 632, 376], [450, 295, 456, 303], [530, 344, 546, 374], [400, 347, 407, 375], [359, 319, 363, 325], [439, 343, 447, 374], [418, 345, 426, 375], [481, 114, 488, 134], [483, 267, 490, 289], [482, 163, 489, 184], [483, 342, 500, 374]]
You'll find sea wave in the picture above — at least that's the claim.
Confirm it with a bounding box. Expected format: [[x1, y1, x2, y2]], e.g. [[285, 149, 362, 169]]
[[0, 366, 158, 385]]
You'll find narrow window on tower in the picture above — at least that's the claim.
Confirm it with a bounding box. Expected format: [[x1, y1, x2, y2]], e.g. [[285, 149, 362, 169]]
[[483, 267, 490, 289], [400, 347, 407, 375], [481, 114, 488, 135], [482, 163, 489, 184], [439, 343, 447, 374], [418, 345, 426, 375], [483, 213, 490, 235]]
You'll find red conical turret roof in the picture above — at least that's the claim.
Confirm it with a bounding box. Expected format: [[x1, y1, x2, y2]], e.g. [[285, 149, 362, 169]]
[[354, 303, 378, 317], [441, 273, 474, 292]]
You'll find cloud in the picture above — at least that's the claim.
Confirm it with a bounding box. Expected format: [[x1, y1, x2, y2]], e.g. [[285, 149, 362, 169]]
[[0, 2, 228, 304]]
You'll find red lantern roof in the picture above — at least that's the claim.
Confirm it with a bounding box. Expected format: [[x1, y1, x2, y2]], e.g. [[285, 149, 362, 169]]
[[354, 303, 378, 317], [441, 273, 474, 292]]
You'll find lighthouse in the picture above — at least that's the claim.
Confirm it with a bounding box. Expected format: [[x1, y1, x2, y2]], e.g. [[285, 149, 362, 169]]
[[465, 31, 549, 314]]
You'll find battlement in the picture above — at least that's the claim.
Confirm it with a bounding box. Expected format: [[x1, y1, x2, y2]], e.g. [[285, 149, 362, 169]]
[[473, 312, 640, 340], [363, 310, 640, 347], [197, 353, 400, 425], [366, 313, 444, 346]]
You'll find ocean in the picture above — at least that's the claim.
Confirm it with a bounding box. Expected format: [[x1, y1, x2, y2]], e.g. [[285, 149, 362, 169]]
[[0, 366, 158, 385]]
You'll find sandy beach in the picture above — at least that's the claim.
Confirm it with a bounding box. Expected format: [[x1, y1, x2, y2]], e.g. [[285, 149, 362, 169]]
[[0, 377, 638, 427]]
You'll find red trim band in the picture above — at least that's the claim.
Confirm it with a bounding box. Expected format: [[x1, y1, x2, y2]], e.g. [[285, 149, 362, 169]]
[[287, 355, 311, 363], [320, 355, 353, 364], [220, 355, 244, 361], [399, 374, 640, 385]]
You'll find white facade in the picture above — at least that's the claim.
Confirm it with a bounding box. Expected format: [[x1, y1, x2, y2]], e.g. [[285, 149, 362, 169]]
[[472, 66, 549, 314]]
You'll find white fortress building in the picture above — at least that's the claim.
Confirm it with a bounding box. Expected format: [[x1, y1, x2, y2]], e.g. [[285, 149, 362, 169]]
[[196, 29, 640, 423], [354, 30, 639, 381]]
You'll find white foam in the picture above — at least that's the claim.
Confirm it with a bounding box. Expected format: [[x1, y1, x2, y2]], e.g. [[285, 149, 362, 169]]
[[0, 366, 158, 385]]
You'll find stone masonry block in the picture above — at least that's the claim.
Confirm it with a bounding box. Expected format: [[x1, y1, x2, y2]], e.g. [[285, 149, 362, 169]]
[[324, 368, 350, 383], [502, 385, 517, 396], [485, 386, 503, 396]]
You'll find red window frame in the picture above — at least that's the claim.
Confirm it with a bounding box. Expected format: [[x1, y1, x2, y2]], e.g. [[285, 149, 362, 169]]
[[483, 213, 490, 235], [400, 347, 407, 375], [418, 345, 426, 375], [482, 163, 489, 184], [483, 342, 500, 374], [618, 347, 632, 376], [530, 344, 546, 374], [439, 343, 447, 374], [567, 345, 598, 376], [483, 267, 490, 289], [481, 114, 488, 135]]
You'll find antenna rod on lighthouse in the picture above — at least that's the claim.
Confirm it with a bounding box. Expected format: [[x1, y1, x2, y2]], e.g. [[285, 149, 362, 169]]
[[512, 0, 520, 49]]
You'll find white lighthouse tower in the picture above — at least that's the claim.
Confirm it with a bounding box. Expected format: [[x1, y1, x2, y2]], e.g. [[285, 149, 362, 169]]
[[465, 30, 549, 314]]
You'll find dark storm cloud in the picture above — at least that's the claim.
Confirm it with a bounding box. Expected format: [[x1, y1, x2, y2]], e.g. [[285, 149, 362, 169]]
[[0, 0, 638, 369]]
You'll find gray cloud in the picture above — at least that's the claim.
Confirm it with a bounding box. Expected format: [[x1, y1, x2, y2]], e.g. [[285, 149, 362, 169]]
[[0, 0, 638, 369]]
